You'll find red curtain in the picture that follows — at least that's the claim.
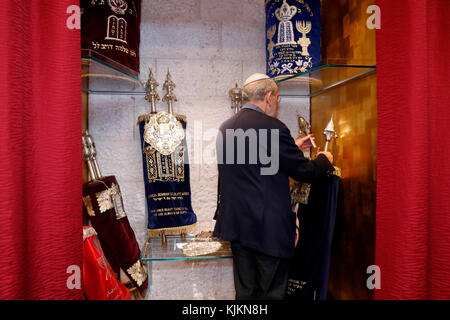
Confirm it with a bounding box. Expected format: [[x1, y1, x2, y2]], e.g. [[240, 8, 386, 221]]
[[376, 0, 450, 299], [0, 1, 82, 299]]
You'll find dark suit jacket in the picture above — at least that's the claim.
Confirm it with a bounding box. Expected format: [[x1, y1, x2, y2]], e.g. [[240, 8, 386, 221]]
[[212, 106, 333, 258]]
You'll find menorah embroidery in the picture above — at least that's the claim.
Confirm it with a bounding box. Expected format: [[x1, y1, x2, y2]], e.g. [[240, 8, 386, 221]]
[[267, 25, 276, 60], [296, 20, 312, 56], [105, 15, 128, 43]]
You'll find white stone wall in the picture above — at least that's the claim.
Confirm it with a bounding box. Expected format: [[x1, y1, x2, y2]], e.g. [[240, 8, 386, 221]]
[[89, 0, 310, 300]]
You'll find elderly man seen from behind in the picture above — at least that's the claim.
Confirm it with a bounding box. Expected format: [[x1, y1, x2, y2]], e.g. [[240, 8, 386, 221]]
[[213, 73, 334, 300]]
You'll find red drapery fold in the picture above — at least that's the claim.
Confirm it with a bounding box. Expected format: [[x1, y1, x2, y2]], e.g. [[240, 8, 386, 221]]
[[376, 0, 450, 299], [0, 1, 82, 299]]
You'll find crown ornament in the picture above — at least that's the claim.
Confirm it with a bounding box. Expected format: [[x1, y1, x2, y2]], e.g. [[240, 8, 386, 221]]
[[108, 0, 128, 15], [275, 0, 298, 22]]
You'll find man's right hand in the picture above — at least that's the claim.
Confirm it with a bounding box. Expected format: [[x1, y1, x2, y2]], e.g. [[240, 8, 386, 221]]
[[317, 151, 333, 165]]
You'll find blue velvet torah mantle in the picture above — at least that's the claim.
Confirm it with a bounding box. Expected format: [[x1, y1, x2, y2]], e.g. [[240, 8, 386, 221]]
[[286, 173, 340, 300], [137, 114, 197, 237], [265, 0, 321, 79]]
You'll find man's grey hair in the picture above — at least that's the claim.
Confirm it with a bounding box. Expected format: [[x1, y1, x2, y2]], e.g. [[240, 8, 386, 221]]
[[242, 79, 278, 103]]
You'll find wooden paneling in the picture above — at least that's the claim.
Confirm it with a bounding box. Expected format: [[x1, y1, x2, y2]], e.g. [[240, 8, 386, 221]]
[[311, 0, 377, 300]]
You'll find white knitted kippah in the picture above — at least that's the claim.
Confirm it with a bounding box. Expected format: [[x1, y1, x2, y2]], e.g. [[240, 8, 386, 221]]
[[243, 73, 270, 86]]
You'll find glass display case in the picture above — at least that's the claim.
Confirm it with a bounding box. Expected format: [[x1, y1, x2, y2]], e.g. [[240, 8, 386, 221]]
[[277, 59, 376, 97]]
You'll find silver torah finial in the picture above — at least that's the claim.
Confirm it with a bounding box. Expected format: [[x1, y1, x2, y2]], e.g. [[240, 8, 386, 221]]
[[297, 113, 317, 148], [143, 69, 185, 156], [323, 117, 338, 152], [162, 69, 177, 114], [82, 130, 102, 180], [145, 68, 160, 114], [229, 83, 243, 114], [82, 131, 96, 181]]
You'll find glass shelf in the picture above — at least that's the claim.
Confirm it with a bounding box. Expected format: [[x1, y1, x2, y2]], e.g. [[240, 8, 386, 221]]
[[81, 49, 146, 95], [141, 235, 232, 262], [276, 59, 376, 97]]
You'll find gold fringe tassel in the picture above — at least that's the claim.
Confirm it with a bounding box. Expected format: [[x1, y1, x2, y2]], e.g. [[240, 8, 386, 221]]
[[147, 222, 197, 237], [332, 166, 342, 177]]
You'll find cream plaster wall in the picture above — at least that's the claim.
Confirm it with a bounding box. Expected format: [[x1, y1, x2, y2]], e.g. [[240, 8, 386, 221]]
[[89, 0, 310, 300]]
